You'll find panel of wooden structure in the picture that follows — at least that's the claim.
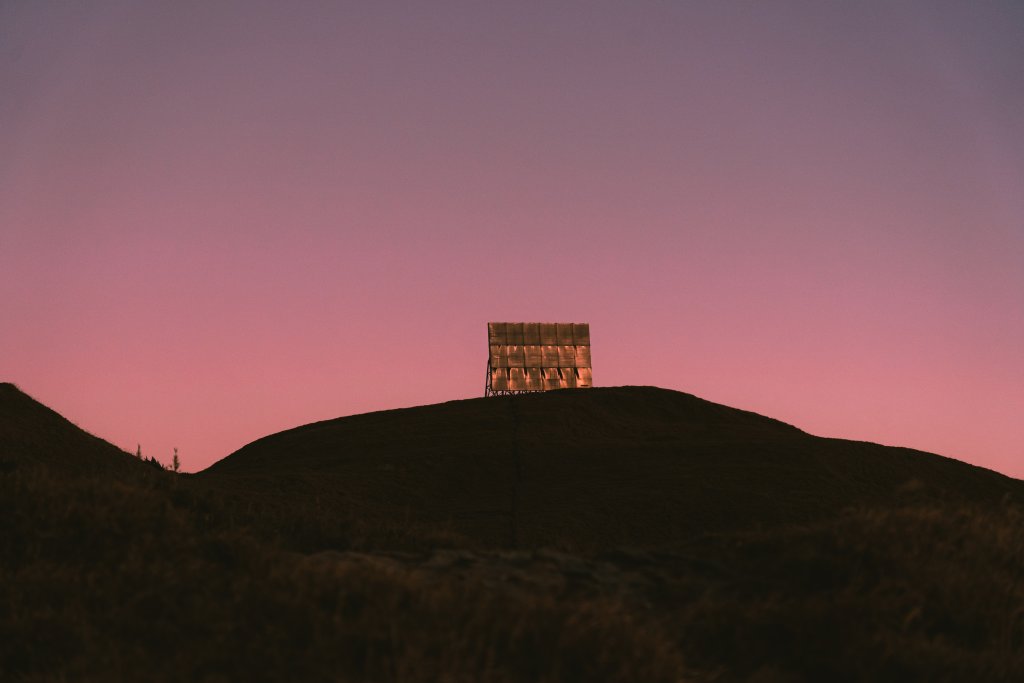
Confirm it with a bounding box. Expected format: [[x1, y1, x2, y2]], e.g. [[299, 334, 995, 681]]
[[508, 367, 527, 390], [488, 322, 507, 345], [524, 345, 543, 367], [505, 323, 525, 345], [539, 323, 558, 346], [506, 344, 525, 367], [491, 368, 509, 391]]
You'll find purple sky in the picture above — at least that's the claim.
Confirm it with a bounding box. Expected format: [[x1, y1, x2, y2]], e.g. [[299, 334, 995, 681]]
[[2, 1, 1022, 476]]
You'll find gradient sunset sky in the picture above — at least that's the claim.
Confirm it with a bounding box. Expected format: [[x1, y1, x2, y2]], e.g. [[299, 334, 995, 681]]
[[2, 1, 1022, 476]]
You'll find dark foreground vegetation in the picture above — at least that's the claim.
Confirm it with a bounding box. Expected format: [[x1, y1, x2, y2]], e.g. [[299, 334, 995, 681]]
[[2, 382, 1023, 682]]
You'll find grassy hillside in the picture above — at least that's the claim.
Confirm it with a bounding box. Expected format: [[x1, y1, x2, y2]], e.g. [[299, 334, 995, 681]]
[[0, 383, 140, 474], [3, 383, 1022, 682], [198, 386, 1024, 551]]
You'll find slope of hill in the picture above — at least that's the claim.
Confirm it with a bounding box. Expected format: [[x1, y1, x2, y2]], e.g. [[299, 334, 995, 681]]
[[197, 386, 1023, 551], [0, 383, 139, 474]]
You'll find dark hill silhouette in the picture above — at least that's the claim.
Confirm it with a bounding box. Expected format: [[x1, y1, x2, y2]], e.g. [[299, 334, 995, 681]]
[[3, 382, 1023, 681], [0, 383, 139, 474], [198, 386, 1023, 550]]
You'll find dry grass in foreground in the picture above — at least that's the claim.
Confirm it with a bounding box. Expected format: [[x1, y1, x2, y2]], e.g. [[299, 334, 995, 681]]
[[3, 459, 1023, 682]]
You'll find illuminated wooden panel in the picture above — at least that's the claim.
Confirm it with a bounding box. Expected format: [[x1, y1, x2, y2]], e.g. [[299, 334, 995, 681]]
[[506, 344, 525, 367], [560, 369, 577, 389], [558, 345, 576, 368], [539, 323, 557, 345], [506, 322, 525, 344], [574, 345, 591, 368], [543, 368, 561, 390], [524, 367, 543, 391], [541, 345, 560, 368], [572, 323, 590, 345], [524, 345, 542, 367], [576, 367, 593, 387], [490, 345, 508, 368], [491, 368, 509, 391], [488, 322, 507, 345], [508, 367, 527, 390], [523, 323, 541, 344], [556, 323, 574, 345]]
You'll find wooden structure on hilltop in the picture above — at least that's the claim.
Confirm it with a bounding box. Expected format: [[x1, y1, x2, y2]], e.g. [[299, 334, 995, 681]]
[[485, 322, 592, 397]]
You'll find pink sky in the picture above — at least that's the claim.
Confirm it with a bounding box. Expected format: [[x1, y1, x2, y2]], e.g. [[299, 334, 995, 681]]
[[2, 1, 1022, 477]]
